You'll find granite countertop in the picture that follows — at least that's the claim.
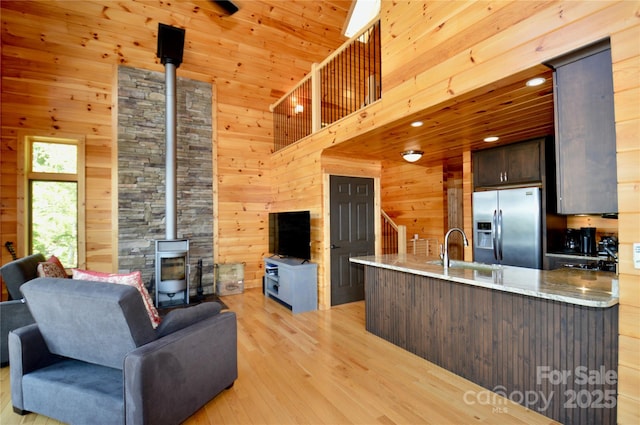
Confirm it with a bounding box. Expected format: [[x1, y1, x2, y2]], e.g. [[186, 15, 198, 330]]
[[546, 251, 610, 260], [350, 254, 619, 308]]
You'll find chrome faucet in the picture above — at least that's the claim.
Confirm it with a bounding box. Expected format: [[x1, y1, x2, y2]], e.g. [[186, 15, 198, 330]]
[[441, 227, 469, 268]]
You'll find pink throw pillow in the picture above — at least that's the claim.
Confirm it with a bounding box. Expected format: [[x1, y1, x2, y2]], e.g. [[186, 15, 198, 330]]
[[72, 269, 161, 328], [47, 255, 66, 272], [37, 261, 68, 279]]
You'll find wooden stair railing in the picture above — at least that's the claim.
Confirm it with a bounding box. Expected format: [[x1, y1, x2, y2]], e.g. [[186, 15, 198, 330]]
[[381, 211, 406, 255]]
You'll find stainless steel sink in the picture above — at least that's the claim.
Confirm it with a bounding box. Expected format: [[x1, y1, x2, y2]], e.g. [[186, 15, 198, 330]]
[[426, 259, 502, 272]]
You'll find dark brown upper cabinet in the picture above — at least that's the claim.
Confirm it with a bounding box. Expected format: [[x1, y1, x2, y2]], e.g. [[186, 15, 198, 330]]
[[473, 138, 542, 189], [547, 39, 618, 215]]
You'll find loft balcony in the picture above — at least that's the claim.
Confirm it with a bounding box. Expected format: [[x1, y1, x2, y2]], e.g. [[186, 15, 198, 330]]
[[271, 19, 381, 151]]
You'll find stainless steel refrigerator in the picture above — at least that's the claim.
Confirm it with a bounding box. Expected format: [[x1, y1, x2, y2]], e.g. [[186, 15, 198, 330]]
[[472, 187, 542, 269]]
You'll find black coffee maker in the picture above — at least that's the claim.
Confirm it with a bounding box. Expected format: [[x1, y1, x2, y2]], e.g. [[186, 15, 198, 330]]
[[580, 227, 597, 255], [564, 228, 581, 252]]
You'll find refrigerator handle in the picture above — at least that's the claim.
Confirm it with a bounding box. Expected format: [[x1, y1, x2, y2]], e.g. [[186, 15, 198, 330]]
[[498, 209, 504, 260], [492, 210, 498, 260]]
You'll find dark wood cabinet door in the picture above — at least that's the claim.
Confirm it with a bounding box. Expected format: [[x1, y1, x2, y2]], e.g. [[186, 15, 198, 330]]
[[473, 138, 541, 188], [553, 44, 617, 214], [473, 148, 505, 187], [504, 139, 541, 185]]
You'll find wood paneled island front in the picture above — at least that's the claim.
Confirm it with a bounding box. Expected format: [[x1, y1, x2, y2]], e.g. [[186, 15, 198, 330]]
[[350, 254, 619, 425]]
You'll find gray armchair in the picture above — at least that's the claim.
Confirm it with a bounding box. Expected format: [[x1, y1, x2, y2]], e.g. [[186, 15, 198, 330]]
[[0, 253, 43, 366], [10, 277, 237, 425]]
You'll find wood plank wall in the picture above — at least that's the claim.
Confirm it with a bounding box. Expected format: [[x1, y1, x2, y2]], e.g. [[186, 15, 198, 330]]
[[380, 161, 446, 251], [610, 19, 640, 423], [269, 2, 639, 421], [0, 1, 349, 293]]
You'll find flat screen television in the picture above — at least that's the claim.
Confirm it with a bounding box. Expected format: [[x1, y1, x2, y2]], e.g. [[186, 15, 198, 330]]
[[269, 210, 311, 261]]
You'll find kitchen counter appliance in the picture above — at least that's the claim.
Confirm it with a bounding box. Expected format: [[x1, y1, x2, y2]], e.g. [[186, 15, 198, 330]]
[[598, 235, 618, 257], [472, 187, 542, 269], [547, 230, 618, 272], [580, 227, 597, 255], [564, 228, 581, 252]]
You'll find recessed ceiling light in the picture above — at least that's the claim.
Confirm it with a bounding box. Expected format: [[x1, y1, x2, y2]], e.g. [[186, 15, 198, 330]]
[[410, 121, 423, 127], [526, 77, 546, 87], [484, 136, 499, 143]]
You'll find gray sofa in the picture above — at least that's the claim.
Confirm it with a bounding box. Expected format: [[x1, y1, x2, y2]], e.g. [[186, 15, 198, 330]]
[[10, 277, 237, 425], [0, 253, 43, 366]]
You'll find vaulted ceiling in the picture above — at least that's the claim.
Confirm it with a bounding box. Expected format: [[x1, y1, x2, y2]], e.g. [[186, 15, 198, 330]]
[[0, 0, 353, 108], [1, 0, 556, 165]]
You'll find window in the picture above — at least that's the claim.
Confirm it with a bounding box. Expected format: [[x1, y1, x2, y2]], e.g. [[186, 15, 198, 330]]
[[19, 135, 85, 269], [343, 0, 380, 37]]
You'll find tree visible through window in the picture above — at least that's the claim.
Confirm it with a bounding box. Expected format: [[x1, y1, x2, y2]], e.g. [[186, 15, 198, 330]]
[[25, 138, 82, 268], [30, 181, 78, 267]]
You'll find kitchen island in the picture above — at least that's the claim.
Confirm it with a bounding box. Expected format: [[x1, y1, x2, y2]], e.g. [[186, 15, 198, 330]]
[[350, 254, 618, 425]]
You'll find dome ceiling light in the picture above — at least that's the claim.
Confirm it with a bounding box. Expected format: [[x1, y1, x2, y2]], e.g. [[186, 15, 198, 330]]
[[401, 150, 424, 162]]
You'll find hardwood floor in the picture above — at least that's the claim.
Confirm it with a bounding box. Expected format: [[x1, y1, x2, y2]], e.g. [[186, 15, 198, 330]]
[[1, 288, 557, 424]]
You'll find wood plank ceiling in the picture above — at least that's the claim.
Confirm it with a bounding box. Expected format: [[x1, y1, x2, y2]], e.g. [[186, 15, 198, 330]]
[[324, 64, 555, 167], [0, 0, 354, 110], [1, 0, 555, 166]]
